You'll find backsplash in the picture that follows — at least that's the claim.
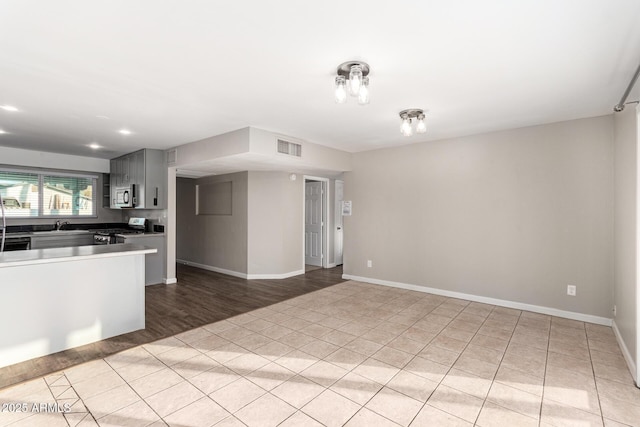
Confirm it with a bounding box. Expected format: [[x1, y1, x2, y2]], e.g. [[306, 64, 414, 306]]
[[123, 209, 167, 230]]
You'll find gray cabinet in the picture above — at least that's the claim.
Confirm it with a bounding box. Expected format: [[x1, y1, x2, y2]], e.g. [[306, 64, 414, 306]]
[[110, 159, 119, 187], [110, 155, 131, 189], [30, 233, 95, 249], [116, 234, 166, 285], [120, 155, 131, 185], [110, 149, 167, 209]]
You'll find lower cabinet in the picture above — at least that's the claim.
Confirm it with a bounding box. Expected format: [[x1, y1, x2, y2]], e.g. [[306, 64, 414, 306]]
[[30, 234, 95, 249], [116, 234, 165, 285]]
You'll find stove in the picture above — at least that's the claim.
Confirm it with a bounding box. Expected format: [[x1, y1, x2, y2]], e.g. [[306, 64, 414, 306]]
[[94, 229, 144, 244], [93, 218, 147, 245]]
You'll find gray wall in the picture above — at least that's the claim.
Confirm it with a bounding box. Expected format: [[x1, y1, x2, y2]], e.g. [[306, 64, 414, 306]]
[[614, 107, 637, 364], [247, 172, 302, 275], [177, 171, 340, 277], [176, 172, 248, 274], [343, 116, 614, 318]]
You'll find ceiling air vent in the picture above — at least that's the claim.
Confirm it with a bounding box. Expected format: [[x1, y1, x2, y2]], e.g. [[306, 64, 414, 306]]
[[277, 139, 302, 157]]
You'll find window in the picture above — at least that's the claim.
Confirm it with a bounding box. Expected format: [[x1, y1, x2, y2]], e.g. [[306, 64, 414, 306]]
[[0, 168, 97, 218], [0, 171, 39, 218]]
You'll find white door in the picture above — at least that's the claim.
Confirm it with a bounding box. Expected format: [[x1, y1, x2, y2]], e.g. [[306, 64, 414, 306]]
[[305, 181, 323, 266], [335, 180, 344, 265]]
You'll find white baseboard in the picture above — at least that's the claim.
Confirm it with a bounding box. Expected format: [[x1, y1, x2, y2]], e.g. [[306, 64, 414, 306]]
[[163, 278, 177, 285], [178, 259, 304, 280], [342, 274, 612, 326], [178, 259, 248, 279], [612, 320, 638, 384], [327, 263, 337, 268], [247, 270, 305, 279]]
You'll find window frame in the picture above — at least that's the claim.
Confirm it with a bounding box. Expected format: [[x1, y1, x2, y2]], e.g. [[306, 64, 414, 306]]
[[0, 166, 99, 219]]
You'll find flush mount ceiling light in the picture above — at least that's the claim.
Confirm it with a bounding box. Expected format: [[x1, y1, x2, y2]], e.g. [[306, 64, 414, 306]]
[[118, 129, 132, 135], [0, 129, 6, 134], [0, 105, 19, 112], [399, 109, 427, 137], [88, 142, 101, 149], [334, 61, 370, 105]]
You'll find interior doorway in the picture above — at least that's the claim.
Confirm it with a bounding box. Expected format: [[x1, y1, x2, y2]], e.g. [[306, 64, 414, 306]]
[[304, 177, 328, 270]]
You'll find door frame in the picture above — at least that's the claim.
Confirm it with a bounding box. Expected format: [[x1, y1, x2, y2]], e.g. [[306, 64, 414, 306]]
[[636, 105, 640, 386], [334, 179, 344, 266], [303, 176, 330, 270]]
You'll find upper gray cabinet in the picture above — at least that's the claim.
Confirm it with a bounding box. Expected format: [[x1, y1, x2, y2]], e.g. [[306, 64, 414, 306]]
[[110, 149, 167, 209]]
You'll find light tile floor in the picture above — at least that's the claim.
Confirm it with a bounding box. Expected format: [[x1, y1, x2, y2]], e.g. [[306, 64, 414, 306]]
[[1, 280, 639, 426]]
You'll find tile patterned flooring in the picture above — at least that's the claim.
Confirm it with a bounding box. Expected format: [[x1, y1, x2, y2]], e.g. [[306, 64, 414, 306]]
[[1, 280, 639, 427]]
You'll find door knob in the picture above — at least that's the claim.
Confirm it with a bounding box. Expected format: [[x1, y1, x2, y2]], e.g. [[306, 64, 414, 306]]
[[337, 227, 342, 230]]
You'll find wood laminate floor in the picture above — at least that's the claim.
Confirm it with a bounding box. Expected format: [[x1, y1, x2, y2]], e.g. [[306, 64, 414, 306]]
[[0, 264, 344, 390]]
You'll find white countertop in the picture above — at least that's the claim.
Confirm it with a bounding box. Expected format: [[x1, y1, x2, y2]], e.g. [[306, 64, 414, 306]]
[[0, 244, 157, 268]]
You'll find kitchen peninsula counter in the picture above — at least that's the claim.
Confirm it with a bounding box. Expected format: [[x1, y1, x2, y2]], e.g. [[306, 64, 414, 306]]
[[0, 243, 156, 267], [0, 244, 157, 368]]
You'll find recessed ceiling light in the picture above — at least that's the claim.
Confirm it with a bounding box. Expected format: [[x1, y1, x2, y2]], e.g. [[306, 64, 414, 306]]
[[118, 129, 132, 135], [0, 129, 6, 134], [88, 142, 101, 149], [0, 105, 19, 112]]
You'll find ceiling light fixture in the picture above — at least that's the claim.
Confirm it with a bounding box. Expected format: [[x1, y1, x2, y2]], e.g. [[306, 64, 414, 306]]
[[88, 142, 101, 149], [0, 105, 19, 112], [0, 129, 6, 134], [335, 61, 370, 105], [118, 129, 132, 135], [399, 109, 427, 137]]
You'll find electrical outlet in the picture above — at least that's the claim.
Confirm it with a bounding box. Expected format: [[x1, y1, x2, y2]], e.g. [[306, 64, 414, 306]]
[[367, 260, 372, 268], [567, 285, 576, 296]]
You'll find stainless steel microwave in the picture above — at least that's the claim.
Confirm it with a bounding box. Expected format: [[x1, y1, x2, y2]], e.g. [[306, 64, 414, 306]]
[[114, 185, 136, 208]]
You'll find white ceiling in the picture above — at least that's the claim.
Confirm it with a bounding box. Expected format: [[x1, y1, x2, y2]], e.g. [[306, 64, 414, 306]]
[[1, 0, 640, 160]]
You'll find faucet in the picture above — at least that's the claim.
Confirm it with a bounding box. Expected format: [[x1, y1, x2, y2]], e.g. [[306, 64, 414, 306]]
[[55, 220, 70, 231]]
